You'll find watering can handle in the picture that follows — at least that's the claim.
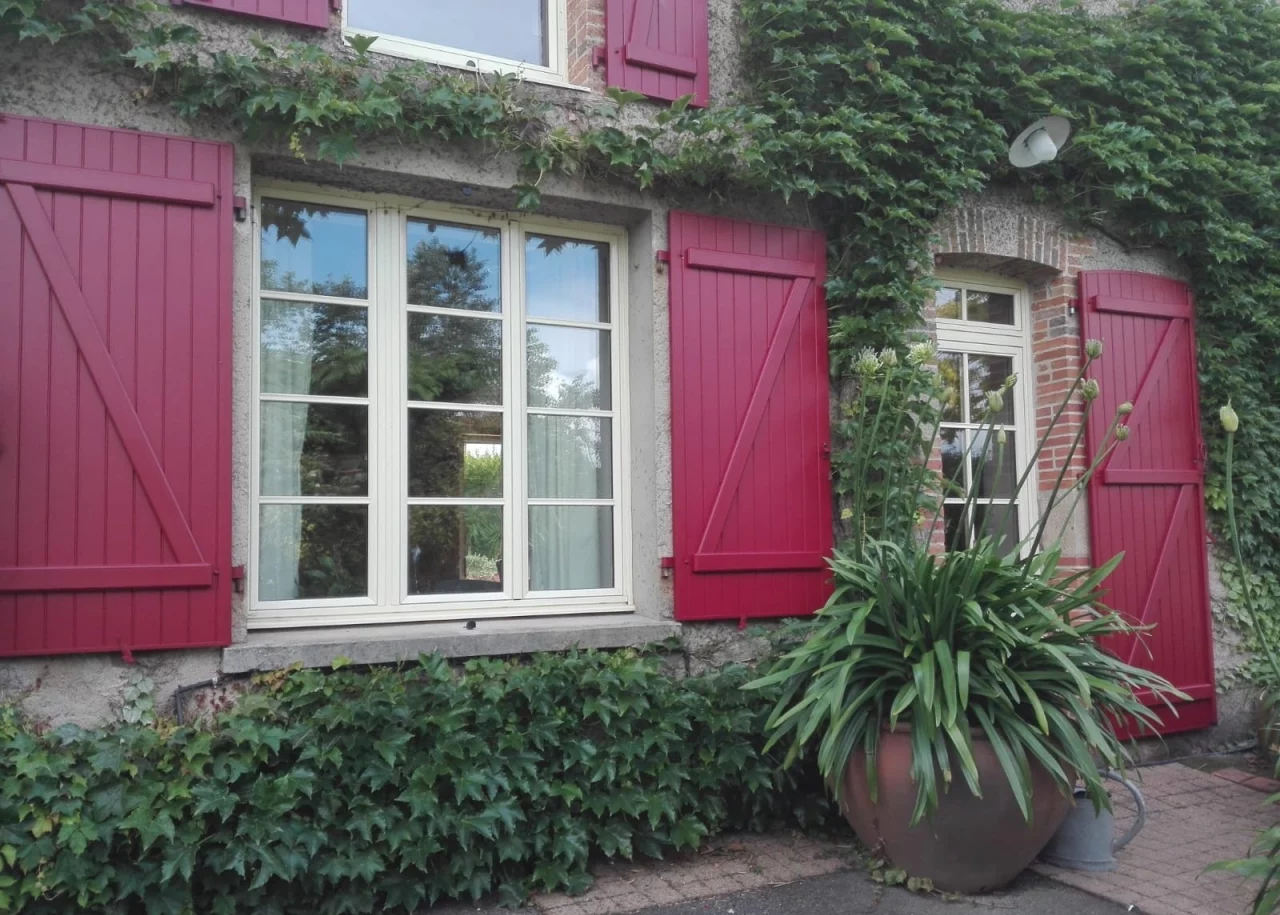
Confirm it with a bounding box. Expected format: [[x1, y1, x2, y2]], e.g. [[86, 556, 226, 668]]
[[1104, 769, 1146, 852]]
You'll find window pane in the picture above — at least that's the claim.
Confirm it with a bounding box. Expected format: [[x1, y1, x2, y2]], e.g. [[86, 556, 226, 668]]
[[525, 235, 609, 322], [971, 430, 1017, 499], [407, 312, 502, 404], [527, 325, 611, 410], [529, 506, 613, 591], [261, 300, 368, 398], [967, 291, 1015, 325], [943, 503, 968, 552], [408, 410, 503, 498], [406, 220, 502, 312], [260, 402, 368, 497], [939, 429, 965, 495], [408, 506, 503, 596], [937, 352, 963, 422], [973, 505, 1020, 557], [935, 286, 961, 320], [259, 504, 367, 600], [260, 200, 367, 298], [349, 0, 548, 66], [528, 416, 612, 499], [968, 355, 1015, 424]]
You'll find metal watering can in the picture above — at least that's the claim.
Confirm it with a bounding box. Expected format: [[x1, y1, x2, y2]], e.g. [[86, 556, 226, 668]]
[[1040, 770, 1146, 872]]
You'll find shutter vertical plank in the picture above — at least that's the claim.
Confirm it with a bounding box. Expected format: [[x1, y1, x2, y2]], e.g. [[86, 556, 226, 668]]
[[669, 211, 831, 621], [1081, 270, 1215, 736], [0, 113, 233, 657]]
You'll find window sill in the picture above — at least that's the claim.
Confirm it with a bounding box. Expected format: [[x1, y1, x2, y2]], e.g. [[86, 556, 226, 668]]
[[221, 613, 680, 674]]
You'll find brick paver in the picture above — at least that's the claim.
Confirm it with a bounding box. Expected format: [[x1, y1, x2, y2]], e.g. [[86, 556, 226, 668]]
[[531, 833, 856, 914], [1035, 762, 1274, 915]]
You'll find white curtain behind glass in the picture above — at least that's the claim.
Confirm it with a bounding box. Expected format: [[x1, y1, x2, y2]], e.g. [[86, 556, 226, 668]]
[[528, 417, 608, 590], [259, 304, 314, 601]]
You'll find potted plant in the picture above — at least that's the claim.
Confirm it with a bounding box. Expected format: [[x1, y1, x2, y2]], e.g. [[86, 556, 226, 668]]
[[748, 341, 1185, 893]]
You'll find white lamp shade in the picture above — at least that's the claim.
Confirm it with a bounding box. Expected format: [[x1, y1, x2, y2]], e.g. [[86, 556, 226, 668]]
[[1009, 116, 1072, 168], [1026, 128, 1058, 163]]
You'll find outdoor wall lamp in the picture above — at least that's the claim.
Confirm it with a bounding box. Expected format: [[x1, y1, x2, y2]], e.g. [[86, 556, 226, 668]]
[[1009, 115, 1072, 168]]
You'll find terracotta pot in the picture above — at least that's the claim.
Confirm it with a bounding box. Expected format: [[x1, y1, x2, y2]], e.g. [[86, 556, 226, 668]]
[[842, 728, 1072, 894]]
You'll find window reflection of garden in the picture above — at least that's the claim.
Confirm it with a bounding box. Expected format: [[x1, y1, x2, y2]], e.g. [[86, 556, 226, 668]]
[[258, 199, 372, 600], [257, 203, 615, 601]]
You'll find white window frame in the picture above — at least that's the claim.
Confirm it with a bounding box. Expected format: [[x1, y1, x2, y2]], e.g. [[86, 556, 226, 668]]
[[342, 0, 581, 90], [249, 184, 632, 629], [932, 269, 1039, 551]]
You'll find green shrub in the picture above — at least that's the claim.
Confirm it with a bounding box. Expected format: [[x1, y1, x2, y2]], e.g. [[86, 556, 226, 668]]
[[0, 650, 837, 914]]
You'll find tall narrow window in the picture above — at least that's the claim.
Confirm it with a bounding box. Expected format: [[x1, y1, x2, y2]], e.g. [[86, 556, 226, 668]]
[[252, 195, 628, 626], [933, 275, 1035, 556], [257, 200, 372, 603]]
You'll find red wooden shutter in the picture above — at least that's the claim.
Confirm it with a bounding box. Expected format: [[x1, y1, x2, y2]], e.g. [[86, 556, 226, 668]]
[[0, 114, 234, 657], [605, 0, 710, 107], [170, 0, 334, 29], [669, 212, 832, 622], [1080, 270, 1215, 736]]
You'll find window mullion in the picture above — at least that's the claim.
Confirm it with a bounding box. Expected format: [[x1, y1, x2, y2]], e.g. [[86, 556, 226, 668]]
[[378, 207, 402, 609], [507, 221, 528, 600]]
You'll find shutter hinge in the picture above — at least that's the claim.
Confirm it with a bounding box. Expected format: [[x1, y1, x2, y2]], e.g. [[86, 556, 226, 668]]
[[660, 556, 674, 579], [656, 250, 670, 264], [232, 196, 248, 223], [592, 46, 607, 69], [231, 565, 246, 594]]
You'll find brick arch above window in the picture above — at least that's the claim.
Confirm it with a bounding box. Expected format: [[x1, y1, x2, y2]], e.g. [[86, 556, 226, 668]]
[[933, 204, 1069, 282]]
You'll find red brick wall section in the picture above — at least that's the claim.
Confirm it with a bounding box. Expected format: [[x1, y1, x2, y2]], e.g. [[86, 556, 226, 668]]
[[566, 0, 606, 91], [1030, 235, 1096, 570]]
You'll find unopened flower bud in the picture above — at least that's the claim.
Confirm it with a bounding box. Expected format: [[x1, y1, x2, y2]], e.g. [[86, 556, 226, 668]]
[[1003, 373, 1018, 391], [1085, 339, 1104, 359], [1118, 402, 1134, 416], [907, 340, 936, 366], [1082, 379, 1100, 402], [1220, 403, 1239, 433], [880, 347, 899, 367], [997, 427, 1008, 445], [1115, 424, 1131, 441], [986, 390, 1005, 415]]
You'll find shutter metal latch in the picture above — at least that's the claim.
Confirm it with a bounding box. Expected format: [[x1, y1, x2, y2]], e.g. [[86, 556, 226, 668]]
[[592, 46, 607, 69], [660, 556, 674, 578]]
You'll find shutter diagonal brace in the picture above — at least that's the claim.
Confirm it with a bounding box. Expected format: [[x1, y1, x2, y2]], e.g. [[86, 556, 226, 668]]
[[693, 266, 815, 569], [624, 0, 699, 76], [1097, 317, 1183, 482], [3, 183, 207, 570], [1123, 485, 1191, 666]]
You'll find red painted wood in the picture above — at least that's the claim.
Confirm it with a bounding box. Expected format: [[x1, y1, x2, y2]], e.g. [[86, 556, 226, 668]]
[[685, 248, 819, 278], [669, 211, 832, 621], [171, 0, 331, 28], [606, 0, 709, 106], [0, 160, 215, 206], [0, 114, 234, 657], [691, 552, 826, 573], [1080, 270, 1215, 738]]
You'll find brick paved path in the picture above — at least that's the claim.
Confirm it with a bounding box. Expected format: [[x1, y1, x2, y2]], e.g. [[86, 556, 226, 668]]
[[1034, 762, 1277, 915]]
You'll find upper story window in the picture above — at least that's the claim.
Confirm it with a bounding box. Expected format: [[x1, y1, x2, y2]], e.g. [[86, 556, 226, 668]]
[[932, 272, 1036, 557], [252, 190, 629, 628], [345, 0, 569, 84]]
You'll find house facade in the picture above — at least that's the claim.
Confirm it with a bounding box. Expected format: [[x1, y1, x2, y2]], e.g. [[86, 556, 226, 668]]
[[0, 0, 1243, 739]]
